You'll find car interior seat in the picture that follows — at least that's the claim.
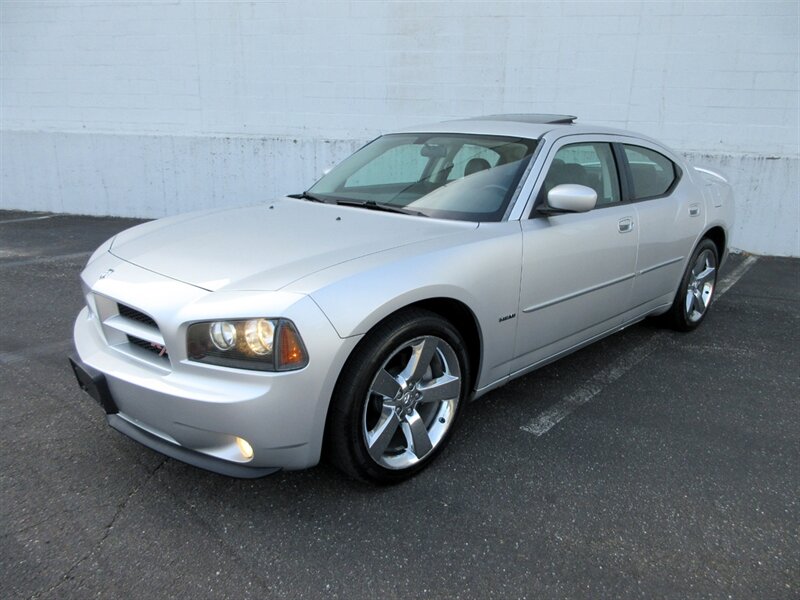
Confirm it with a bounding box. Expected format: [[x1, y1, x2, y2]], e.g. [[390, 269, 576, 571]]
[[465, 158, 491, 176]]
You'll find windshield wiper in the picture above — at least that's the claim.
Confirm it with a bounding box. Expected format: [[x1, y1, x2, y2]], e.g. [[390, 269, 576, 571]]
[[288, 191, 331, 203], [334, 199, 428, 217]]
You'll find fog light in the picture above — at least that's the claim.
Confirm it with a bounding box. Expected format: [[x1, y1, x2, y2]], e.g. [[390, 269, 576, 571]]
[[236, 436, 254, 459]]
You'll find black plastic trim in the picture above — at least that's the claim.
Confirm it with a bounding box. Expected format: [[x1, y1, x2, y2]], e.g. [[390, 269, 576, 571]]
[[612, 143, 633, 202], [68, 353, 119, 414]]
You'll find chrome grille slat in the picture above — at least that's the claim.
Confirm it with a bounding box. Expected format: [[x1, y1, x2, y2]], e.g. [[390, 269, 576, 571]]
[[103, 314, 165, 346], [91, 295, 172, 370]]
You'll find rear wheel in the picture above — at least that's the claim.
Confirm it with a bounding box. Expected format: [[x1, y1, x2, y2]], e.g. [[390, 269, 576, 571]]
[[327, 309, 469, 483], [665, 238, 719, 331]]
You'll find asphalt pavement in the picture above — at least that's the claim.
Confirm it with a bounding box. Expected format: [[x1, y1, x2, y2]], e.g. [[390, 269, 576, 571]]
[[1, 209, 798, 599]]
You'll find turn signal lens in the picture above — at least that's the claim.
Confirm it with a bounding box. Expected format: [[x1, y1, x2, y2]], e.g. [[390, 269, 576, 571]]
[[277, 321, 308, 370]]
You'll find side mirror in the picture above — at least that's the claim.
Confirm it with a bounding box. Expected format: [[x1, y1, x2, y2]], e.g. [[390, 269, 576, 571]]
[[542, 184, 597, 214]]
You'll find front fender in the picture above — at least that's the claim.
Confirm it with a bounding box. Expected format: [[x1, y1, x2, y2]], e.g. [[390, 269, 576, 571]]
[[288, 223, 523, 390]]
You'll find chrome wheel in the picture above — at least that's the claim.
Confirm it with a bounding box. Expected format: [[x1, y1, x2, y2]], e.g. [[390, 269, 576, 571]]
[[362, 335, 461, 470], [684, 248, 717, 322]]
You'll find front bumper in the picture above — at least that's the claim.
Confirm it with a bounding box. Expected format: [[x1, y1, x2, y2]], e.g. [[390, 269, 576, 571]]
[[69, 353, 279, 478], [71, 256, 359, 477]]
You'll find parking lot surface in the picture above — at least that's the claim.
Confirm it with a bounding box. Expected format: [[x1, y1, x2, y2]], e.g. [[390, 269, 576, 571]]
[[1, 210, 798, 599]]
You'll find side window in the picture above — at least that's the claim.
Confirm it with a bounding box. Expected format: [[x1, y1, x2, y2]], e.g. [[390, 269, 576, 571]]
[[541, 142, 620, 205], [446, 144, 500, 180], [345, 144, 428, 187], [623, 145, 677, 200]]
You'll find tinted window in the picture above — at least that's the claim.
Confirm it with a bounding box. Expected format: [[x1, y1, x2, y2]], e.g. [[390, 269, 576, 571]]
[[541, 142, 620, 205], [623, 145, 677, 199]]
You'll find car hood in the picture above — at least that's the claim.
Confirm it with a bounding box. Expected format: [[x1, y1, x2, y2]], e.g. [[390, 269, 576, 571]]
[[109, 198, 477, 291]]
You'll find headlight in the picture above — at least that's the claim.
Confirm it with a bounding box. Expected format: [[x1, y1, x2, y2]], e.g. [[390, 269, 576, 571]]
[[244, 318, 274, 355], [187, 318, 308, 371], [209, 321, 237, 351]]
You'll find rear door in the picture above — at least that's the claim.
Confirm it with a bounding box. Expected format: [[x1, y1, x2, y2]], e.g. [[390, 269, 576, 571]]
[[618, 142, 704, 316], [511, 136, 638, 375]]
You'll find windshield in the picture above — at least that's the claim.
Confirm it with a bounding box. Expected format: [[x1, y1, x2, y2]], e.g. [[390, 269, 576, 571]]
[[307, 133, 538, 221]]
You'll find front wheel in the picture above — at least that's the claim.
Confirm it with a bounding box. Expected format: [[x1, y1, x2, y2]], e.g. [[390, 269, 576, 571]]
[[665, 238, 719, 331], [326, 309, 470, 484]]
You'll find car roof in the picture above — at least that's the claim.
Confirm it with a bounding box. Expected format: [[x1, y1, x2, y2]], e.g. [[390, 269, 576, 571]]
[[395, 114, 644, 141]]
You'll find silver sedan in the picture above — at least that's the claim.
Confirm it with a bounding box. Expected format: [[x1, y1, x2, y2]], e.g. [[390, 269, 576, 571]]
[[69, 114, 734, 483]]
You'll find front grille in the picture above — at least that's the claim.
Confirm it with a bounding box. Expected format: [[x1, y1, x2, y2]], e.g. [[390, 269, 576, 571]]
[[118, 303, 157, 328], [91, 294, 171, 370], [126, 334, 169, 359], [114, 302, 169, 364]]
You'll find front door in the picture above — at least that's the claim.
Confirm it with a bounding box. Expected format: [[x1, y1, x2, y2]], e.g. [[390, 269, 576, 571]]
[[511, 139, 638, 375]]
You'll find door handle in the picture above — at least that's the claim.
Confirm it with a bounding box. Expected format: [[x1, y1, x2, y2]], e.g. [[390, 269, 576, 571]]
[[689, 203, 701, 217], [618, 217, 634, 233]]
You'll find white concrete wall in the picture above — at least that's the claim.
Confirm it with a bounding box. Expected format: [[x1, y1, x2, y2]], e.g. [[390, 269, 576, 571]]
[[1, 0, 798, 256]]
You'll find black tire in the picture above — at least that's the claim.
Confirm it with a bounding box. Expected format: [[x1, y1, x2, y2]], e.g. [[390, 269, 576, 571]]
[[664, 238, 719, 331], [326, 308, 470, 484]]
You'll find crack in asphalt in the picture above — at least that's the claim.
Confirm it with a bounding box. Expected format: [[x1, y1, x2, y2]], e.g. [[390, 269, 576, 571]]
[[28, 457, 169, 600]]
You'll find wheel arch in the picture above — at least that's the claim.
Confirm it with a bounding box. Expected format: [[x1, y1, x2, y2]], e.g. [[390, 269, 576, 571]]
[[334, 296, 483, 396], [405, 297, 483, 393], [321, 296, 484, 457], [703, 225, 727, 261]]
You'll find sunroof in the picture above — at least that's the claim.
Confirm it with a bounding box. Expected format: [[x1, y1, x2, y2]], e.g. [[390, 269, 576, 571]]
[[468, 114, 577, 125]]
